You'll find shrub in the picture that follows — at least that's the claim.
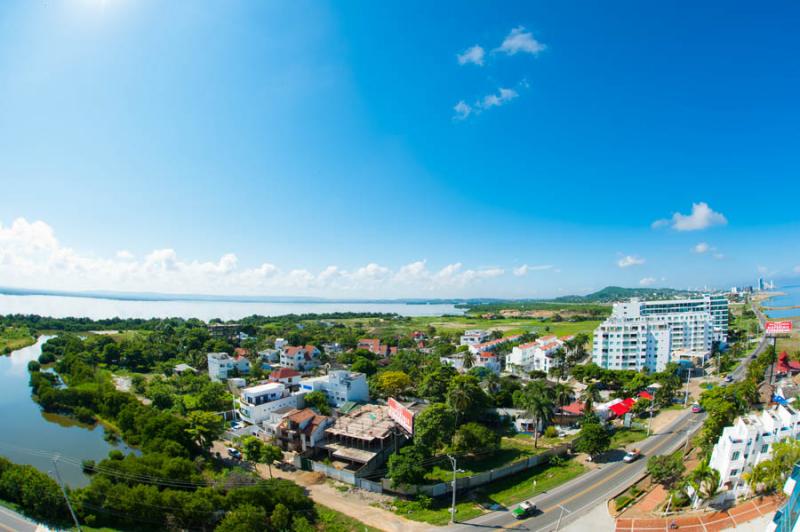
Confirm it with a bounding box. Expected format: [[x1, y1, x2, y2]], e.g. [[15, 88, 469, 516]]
[[544, 426, 559, 438]]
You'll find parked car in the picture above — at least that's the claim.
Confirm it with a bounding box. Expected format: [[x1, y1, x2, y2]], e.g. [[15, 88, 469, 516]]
[[226, 447, 241, 459], [512, 501, 536, 519], [691, 403, 703, 413], [623, 449, 641, 463], [723, 375, 734, 383]]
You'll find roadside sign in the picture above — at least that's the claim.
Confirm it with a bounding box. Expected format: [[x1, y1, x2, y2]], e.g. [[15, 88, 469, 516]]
[[766, 321, 793, 335], [623, 413, 632, 428], [387, 397, 415, 435]]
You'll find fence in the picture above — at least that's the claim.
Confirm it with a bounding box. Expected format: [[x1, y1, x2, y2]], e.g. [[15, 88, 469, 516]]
[[383, 443, 571, 497], [307, 461, 384, 492]]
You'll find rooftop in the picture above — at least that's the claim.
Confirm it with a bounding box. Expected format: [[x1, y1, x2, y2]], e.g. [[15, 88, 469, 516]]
[[325, 404, 395, 442]]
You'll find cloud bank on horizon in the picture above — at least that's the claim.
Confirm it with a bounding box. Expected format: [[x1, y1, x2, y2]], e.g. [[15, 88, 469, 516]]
[[0, 217, 525, 297]]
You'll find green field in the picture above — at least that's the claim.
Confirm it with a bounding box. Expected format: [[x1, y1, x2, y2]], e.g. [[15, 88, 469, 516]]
[[335, 315, 601, 340], [424, 439, 550, 483], [610, 427, 648, 448], [0, 326, 35, 354], [315, 504, 382, 532]]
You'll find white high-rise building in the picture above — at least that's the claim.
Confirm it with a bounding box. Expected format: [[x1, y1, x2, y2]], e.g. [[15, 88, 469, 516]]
[[613, 294, 728, 343], [709, 404, 800, 499], [592, 297, 718, 372]]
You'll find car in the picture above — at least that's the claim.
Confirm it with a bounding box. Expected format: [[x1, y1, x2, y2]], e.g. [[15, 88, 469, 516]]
[[691, 403, 703, 413], [226, 447, 241, 459], [623, 449, 641, 463], [723, 375, 734, 383], [512, 501, 536, 519]]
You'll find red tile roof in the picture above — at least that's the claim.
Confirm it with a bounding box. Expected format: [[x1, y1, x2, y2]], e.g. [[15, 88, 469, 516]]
[[609, 402, 630, 416], [638, 390, 654, 400], [561, 401, 586, 415], [270, 368, 301, 380]]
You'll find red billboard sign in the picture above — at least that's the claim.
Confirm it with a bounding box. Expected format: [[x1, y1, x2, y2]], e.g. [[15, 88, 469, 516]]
[[387, 397, 414, 435], [766, 321, 793, 335]]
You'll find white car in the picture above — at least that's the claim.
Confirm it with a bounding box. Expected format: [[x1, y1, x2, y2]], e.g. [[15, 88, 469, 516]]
[[623, 449, 641, 463]]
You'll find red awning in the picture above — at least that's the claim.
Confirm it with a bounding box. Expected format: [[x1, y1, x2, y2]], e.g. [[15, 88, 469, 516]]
[[609, 402, 630, 416], [638, 391, 654, 400], [622, 398, 635, 408]]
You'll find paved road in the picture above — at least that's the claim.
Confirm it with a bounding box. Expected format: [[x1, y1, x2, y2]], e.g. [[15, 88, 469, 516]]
[[0, 505, 41, 532], [445, 300, 770, 532]]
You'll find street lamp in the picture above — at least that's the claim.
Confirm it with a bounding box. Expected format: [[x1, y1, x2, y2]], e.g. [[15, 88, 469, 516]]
[[447, 455, 464, 524]]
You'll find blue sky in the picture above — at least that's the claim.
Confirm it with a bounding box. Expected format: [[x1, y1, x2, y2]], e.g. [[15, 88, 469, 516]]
[[0, 0, 798, 298]]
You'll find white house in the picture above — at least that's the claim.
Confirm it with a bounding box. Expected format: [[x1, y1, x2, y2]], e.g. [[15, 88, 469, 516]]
[[460, 329, 490, 347], [507, 335, 568, 374], [237, 382, 301, 425], [469, 334, 522, 355], [299, 370, 369, 407], [279, 345, 321, 371], [709, 404, 800, 499], [207, 352, 251, 382], [275, 338, 288, 350], [269, 367, 302, 387], [440, 352, 501, 374]]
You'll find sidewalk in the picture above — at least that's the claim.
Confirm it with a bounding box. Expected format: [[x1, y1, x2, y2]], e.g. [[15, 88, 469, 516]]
[[614, 495, 781, 531]]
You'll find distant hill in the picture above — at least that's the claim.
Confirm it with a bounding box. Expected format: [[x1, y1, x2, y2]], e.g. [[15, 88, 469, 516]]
[[554, 286, 695, 303]]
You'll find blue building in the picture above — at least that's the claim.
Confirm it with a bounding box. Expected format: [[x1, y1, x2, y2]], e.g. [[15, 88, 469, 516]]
[[769, 463, 800, 532]]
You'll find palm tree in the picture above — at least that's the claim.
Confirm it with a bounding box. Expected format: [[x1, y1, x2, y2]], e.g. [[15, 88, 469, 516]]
[[461, 350, 475, 370], [447, 380, 472, 428], [515, 381, 555, 448], [687, 460, 721, 504], [579, 383, 601, 416], [553, 382, 573, 411]]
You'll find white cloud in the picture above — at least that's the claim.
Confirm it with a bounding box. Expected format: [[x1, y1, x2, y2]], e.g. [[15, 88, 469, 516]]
[[453, 100, 472, 120], [457, 45, 485, 66], [693, 242, 710, 254], [497, 26, 546, 56], [0, 217, 510, 297], [617, 255, 646, 268], [639, 277, 656, 287], [479, 87, 518, 109], [513, 264, 554, 277], [713, 253, 725, 260], [116, 250, 134, 260], [652, 202, 727, 231]]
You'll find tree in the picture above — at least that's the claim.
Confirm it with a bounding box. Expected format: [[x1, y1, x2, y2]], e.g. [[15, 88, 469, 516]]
[[450, 422, 499, 456], [514, 381, 555, 448], [631, 398, 652, 419], [387, 446, 427, 486], [413, 403, 455, 454], [241, 436, 266, 463], [573, 416, 610, 459], [579, 383, 601, 413], [351, 356, 377, 376], [214, 504, 267, 532], [446, 375, 487, 426], [553, 382, 573, 411], [377, 371, 411, 398], [271, 503, 291, 531], [302, 390, 331, 415], [461, 350, 476, 370], [647, 454, 685, 490], [687, 459, 720, 502], [262, 444, 283, 479], [419, 364, 457, 402], [185, 411, 223, 450]]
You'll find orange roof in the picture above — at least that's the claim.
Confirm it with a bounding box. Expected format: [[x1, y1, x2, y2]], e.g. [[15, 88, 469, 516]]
[[270, 368, 301, 379], [286, 408, 316, 424]]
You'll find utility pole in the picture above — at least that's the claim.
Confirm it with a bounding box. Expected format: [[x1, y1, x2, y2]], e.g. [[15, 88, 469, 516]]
[[447, 454, 457, 524], [684, 367, 692, 406], [52, 455, 82, 532], [647, 395, 654, 436], [555, 505, 571, 530]]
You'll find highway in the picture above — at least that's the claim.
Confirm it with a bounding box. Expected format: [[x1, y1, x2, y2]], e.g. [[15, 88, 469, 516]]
[[0, 505, 41, 532], [446, 300, 770, 532]]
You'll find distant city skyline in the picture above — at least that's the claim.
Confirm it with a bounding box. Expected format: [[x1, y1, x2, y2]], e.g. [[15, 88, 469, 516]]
[[1, 1, 799, 298]]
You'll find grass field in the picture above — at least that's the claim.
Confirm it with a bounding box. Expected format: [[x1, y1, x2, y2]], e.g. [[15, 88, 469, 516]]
[[335, 315, 601, 340], [0, 326, 35, 354], [610, 427, 648, 448], [315, 504, 382, 532], [424, 439, 549, 482]]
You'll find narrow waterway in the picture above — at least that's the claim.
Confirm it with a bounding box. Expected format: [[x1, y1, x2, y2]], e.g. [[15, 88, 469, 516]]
[[0, 336, 132, 487]]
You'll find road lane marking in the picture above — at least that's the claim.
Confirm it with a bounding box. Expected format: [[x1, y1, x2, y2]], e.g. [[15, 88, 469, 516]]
[[501, 414, 699, 530]]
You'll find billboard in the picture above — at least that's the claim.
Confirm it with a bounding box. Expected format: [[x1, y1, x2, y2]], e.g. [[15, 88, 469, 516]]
[[766, 321, 793, 335], [387, 397, 414, 435]]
